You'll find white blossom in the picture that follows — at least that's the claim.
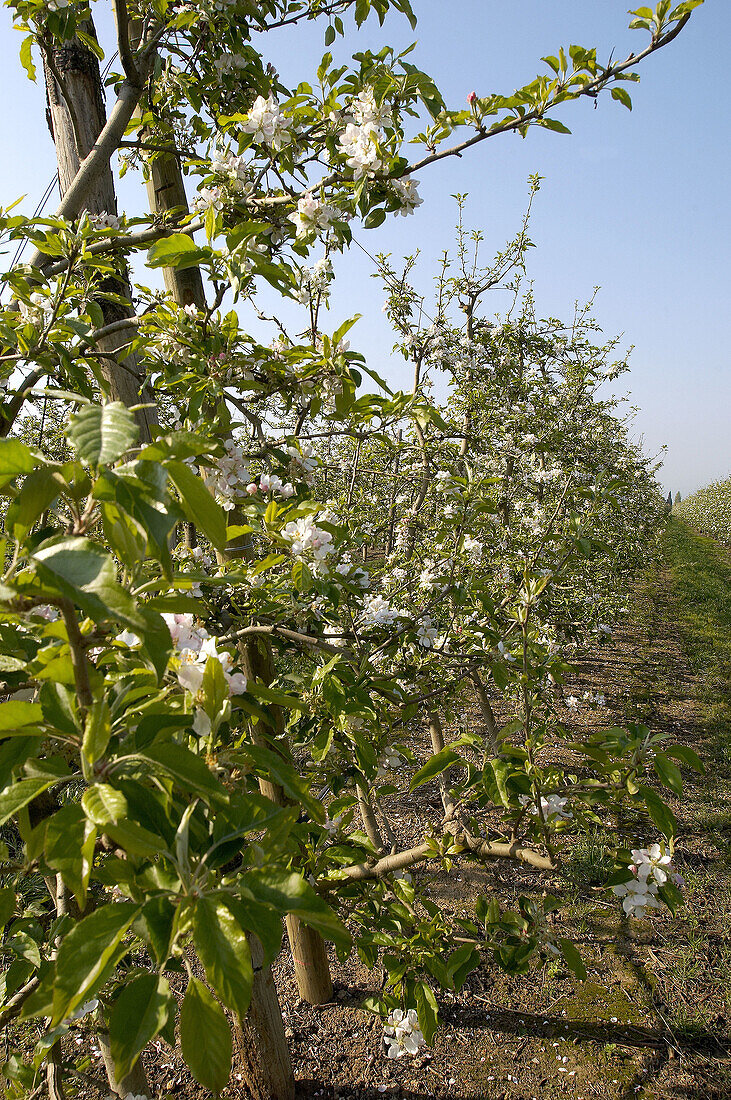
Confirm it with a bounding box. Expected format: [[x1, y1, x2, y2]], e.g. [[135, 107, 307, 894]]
[[416, 616, 438, 649], [612, 877, 662, 918], [377, 745, 403, 776], [289, 193, 335, 238], [392, 176, 422, 216], [241, 95, 292, 151], [630, 843, 673, 886], [205, 440, 251, 511], [384, 1009, 425, 1059], [360, 594, 398, 628], [282, 515, 334, 561]]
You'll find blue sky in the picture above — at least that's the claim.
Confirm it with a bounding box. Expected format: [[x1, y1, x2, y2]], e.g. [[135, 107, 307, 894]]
[[1, 2, 727, 496]]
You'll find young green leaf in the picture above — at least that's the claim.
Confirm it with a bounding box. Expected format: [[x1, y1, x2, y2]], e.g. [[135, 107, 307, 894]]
[[193, 896, 253, 1018], [66, 403, 139, 466], [110, 972, 173, 1081], [180, 977, 232, 1095]]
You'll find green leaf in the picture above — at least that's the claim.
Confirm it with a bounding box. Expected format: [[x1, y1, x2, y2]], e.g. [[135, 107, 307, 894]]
[[291, 560, 313, 593], [558, 938, 587, 981], [219, 896, 283, 968], [104, 819, 163, 858], [538, 117, 572, 133], [409, 749, 462, 792], [653, 751, 683, 796], [193, 896, 253, 1018], [658, 879, 684, 915], [76, 29, 105, 60], [611, 87, 633, 110], [0, 886, 17, 929], [45, 803, 96, 909], [6, 467, 65, 541], [109, 972, 172, 1081], [0, 777, 54, 827], [82, 700, 111, 766], [240, 741, 321, 820], [637, 784, 677, 839], [141, 742, 227, 801], [180, 978, 232, 1095], [665, 743, 704, 773], [324, 23, 336, 45], [19, 35, 36, 81], [0, 737, 41, 790], [447, 942, 480, 990], [52, 903, 140, 1025], [30, 538, 171, 678], [141, 896, 177, 966], [147, 234, 209, 270], [0, 439, 37, 488], [0, 701, 42, 732], [82, 784, 128, 826], [239, 870, 351, 950], [414, 981, 439, 1044], [167, 460, 227, 551], [67, 403, 139, 466], [364, 207, 386, 229]]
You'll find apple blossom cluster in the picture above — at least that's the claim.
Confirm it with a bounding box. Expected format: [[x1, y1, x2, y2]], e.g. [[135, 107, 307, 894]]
[[289, 193, 336, 239], [213, 51, 247, 76], [613, 844, 682, 918], [18, 292, 50, 327], [360, 593, 400, 628], [285, 440, 317, 474], [418, 561, 446, 593], [193, 185, 225, 213], [415, 615, 439, 648], [519, 794, 573, 821], [163, 613, 247, 697], [377, 745, 404, 776], [172, 544, 216, 599], [391, 176, 423, 216], [281, 514, 334, 563], [462, 535, 484, 562], [88, 212, 121, 231], [204, 439, 252, 511], [242, 94, 292, 151], [383, 1009, 426, 1059], [295, 258, 333, 306], [335, 557, 370, 588], [337, 88, 389, 181], [210, 145, 253, 199]]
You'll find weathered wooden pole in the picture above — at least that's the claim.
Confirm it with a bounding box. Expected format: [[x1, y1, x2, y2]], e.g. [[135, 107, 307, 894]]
[[40, 24, 157, 441]]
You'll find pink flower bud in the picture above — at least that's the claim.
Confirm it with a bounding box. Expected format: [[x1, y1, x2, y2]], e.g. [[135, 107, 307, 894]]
[[467, 91, 478, 106], [246, 483, 258, 495]]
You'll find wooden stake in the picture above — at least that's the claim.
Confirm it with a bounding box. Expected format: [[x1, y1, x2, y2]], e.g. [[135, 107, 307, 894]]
[[233, 938, 295, 1100], [41, 23, 158, 441]]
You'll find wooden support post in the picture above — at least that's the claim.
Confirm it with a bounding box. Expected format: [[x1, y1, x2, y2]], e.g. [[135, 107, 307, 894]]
[[233, 938, 295, 1100], [41, 24, 157, 441], [428, 712, 455, 816]]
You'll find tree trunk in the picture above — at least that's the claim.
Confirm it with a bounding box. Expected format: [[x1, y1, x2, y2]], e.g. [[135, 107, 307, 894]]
[[41, 26, 157, 441]]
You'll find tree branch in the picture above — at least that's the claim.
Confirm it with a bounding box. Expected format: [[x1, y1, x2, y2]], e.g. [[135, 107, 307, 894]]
[[406, 16, 693, 175], [112, 0, 141, 84]]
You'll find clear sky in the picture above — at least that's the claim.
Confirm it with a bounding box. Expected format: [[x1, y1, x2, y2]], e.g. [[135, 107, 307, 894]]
[[0, 2, 727, 496]]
